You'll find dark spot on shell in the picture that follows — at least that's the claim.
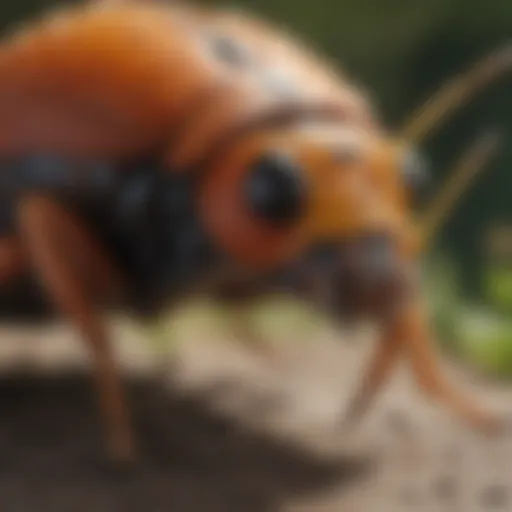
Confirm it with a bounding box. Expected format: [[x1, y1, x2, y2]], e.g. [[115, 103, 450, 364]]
[[209, 34, 252, 69]]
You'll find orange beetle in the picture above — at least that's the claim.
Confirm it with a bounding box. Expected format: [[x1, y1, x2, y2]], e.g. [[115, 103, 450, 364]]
[[0, 0, 507, 466]]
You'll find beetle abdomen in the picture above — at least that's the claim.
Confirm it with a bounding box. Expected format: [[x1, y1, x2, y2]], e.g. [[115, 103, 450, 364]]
[[0, 4, 227, 158]]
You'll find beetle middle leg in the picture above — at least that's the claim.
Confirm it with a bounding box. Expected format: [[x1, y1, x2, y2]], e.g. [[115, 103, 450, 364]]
[[16, 194, 135, 465]]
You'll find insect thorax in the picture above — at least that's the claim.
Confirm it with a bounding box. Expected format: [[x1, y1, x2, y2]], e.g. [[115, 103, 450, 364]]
[[0, 155, 222, 315]]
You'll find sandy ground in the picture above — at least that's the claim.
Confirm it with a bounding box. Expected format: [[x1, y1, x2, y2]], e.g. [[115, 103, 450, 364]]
[[0, 317, 511, 511]]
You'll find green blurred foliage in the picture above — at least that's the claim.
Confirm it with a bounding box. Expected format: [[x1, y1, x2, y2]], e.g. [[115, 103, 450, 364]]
[[458, 306, 512, 378], [0, 0, 510, 298], [486, 265, 512, 312], [425, 254, 512, 378]]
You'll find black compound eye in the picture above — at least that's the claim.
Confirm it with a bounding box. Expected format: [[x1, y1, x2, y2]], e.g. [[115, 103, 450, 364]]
[[402, 149, 430, 208], [244, 153, 308, 226]]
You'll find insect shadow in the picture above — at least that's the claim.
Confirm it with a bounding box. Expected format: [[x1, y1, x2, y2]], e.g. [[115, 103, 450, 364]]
[[0, 370, 371, 512]]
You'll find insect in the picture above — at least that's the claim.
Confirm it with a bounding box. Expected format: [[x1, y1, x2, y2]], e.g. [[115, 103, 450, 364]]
[[0, 0, 507, 467], [149, 29, 511, 427], [193, 43, 510, 382]]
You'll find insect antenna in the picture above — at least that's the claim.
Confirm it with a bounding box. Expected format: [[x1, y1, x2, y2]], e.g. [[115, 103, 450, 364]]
[[403, 44, 511, 144], [418, 130, 501, 249]]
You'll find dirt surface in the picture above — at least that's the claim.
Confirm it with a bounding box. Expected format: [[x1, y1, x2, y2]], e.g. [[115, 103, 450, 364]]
[[0, 319, 512, 511]]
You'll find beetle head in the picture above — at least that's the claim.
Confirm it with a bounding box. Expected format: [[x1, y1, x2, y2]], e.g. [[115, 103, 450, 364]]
[[197, 122, 421, 272]]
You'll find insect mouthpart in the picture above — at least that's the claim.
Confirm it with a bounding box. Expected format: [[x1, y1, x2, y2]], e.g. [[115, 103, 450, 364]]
[[332, 233, 410, 319]]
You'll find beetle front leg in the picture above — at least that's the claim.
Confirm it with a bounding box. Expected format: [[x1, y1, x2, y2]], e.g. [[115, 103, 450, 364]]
[[17, 194, 134, 465], [341, 294, 507, 433], [340, 321, 402, 429]]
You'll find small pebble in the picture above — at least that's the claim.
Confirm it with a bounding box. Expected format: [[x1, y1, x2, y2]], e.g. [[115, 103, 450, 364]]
[[432, 474, 458, 501], [480, 484, 509, 509]]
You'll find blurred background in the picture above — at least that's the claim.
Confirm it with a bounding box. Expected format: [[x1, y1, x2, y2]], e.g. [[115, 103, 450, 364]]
[[0, 0, 509, 510]]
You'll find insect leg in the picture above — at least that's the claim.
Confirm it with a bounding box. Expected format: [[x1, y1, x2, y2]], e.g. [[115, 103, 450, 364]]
[[399, 296, 505, 433], [341, 291, 507, 433], [17, 194, 134, 465], [0, 237, 27, 283], [340, 322, 402, 429]]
